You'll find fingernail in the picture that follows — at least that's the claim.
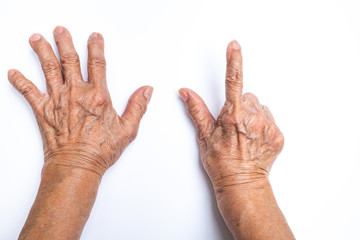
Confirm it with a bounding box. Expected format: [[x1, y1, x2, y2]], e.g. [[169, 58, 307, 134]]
[[144, 87, 153, 103], [88, 32, 102, 42], [30, 34, 41, 42], [54, 26, 64, 34], [178, 89, 188, 102], [231, 40, 241, 50], [8, 69, 16, 78], [89, 32, 100, 39]]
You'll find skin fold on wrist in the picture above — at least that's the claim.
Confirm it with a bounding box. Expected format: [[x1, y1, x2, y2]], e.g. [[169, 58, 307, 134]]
[[43, 147, 108, 178]]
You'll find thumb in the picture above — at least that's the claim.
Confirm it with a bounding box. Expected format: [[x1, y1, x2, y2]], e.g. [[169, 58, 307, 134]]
[[179, 88, 215, 140], [121, 86, 153, 141]]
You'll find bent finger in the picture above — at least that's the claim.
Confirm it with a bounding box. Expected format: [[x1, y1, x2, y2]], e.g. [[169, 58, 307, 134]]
[[242, 92, 261, 111], [261, 105, 275, 122]]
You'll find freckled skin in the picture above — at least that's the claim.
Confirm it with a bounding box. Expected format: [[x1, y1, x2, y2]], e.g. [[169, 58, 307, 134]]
[[8, 26, 152, 240], [179, 41, 295, 240]]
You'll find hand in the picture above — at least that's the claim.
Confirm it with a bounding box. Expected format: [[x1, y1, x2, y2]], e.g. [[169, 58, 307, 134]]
[[179, 40, 284, 192], [179, 41, 293, 239], [8, 26, 153, 176]]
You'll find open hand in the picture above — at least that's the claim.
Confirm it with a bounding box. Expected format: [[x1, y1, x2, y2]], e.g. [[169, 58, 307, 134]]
[[8, 26, 153, 176]]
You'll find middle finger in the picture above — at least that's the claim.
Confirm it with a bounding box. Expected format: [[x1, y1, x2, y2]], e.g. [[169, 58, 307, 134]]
[[53, 26, 83, 85]]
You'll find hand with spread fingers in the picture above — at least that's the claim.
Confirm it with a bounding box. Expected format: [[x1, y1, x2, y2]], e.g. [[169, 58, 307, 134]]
[[9, 26, 152, 240], [9, 27, 152, 176], [179, 41, 295, 240]]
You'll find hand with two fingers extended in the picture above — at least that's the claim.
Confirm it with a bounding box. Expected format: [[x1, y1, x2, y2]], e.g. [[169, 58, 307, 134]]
[[179, 41, 284, 192]]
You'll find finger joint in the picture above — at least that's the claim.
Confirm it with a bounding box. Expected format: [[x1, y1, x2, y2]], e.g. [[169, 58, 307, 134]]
[[89, 57, 106, 69], [61, 53, 80, 66], [42, 59, 60, 74]]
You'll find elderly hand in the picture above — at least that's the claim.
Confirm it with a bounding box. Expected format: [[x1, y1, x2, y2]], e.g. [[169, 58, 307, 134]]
[[10, 26, 153, 240], [179, 41, 293, 240], [8, 26, 152, 177], [179, 41, 283, 192]]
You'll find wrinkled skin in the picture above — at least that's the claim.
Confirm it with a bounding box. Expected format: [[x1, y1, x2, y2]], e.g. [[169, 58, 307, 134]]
[[179, 41, 284, 192], [179, 41, 294, 240], [9, 27, 292, 239], [8, 27, 153, 176], [9, 26, 153, 240]]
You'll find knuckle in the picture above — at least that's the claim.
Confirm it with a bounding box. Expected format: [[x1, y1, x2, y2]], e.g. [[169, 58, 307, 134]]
[[243, 92, 259, 104], [129, 128, 139, 142], [20, 84, 33, 96], [244, 113, 266, 130], [243, 92, 255, 100], [120, 118, 139, 143], [275, 132, 285, 148], [225, 75, 242, 88], [197, 121, 213, 140], [61, 52, 80, 66], [261, 104, 269, 110], [89, 57, 106, 69], [42, 59, 60, 73], [255, 113, 267, 126], [261, 105, 275, 121], [187, 104, 202, 116], [220, 105, 243, 124], [226, 64, 243, 80], [220, 113, 243, 129], [93, 91, 108, 106], [230, 114, 243, 124], [266, 124, 277, 136], [18, 82, 33, 96], [129, 98, 146, 115]]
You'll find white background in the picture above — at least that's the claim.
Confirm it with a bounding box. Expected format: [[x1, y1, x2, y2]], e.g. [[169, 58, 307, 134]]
[[0, 0, 359, 239]]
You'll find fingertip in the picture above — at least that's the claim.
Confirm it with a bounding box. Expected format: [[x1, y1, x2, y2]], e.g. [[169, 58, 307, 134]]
[[53, 26, 65, 35], [29, 33, 41, 43], [143, 86, 153, 104], [179, 87, 190, 92], [53, 26, 72, 39], [178, 88, 189, 102], [227, 40, 241, 62], [8, 69, 17, 80], [179, 88, 204, 103], [89, 32, 104, 41], [230, 40, 241, 50], [179, 87, 195, 95]]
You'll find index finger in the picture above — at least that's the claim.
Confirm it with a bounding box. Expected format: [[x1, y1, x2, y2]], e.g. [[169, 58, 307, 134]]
[[225, 40, 243, 104]]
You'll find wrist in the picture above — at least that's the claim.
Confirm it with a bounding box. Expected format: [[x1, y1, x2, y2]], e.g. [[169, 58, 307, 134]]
[[40, 159, 103, 193], [212, 175, 293, 240], [44, 145, 108, 178], [210, 170, 270, 195], [213, 177, 273, 226], [21, 153, 103, 240], [212, 176, 272, 205]]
